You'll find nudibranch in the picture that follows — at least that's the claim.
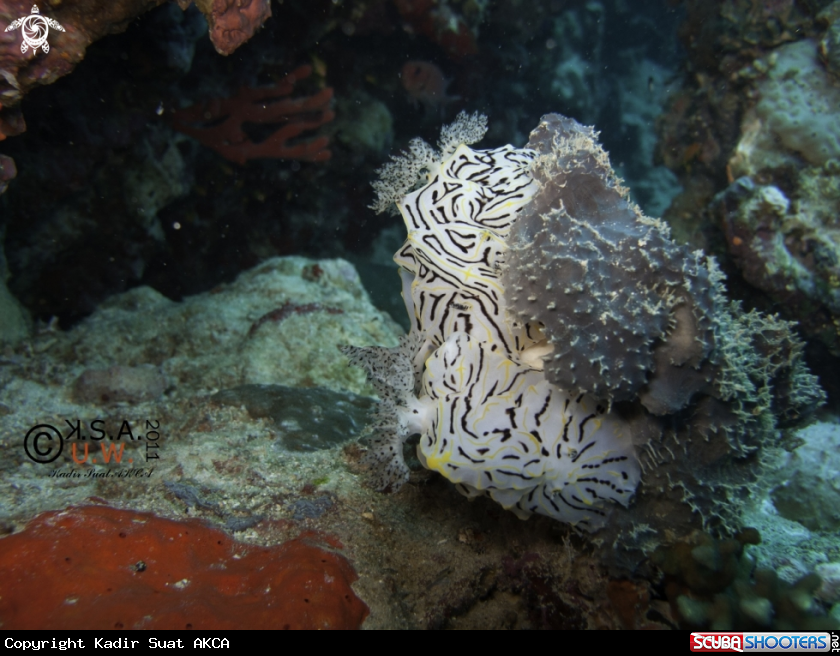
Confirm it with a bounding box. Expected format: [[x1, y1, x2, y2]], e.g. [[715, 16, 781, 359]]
[[342, 112, 641, 532]]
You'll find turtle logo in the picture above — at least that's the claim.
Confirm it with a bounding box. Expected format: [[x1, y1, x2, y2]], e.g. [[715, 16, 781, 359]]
[[4, 5, 65, 54]]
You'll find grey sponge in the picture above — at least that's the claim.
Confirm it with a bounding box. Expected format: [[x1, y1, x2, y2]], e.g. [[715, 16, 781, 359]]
[[504, 114, 716, 410]]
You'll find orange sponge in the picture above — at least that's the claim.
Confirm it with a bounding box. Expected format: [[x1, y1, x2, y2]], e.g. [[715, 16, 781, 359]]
[[0, 505, 368, 629]]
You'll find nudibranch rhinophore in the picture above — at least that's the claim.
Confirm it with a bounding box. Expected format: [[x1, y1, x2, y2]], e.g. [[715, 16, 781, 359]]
[[341, 113, 641, 532]]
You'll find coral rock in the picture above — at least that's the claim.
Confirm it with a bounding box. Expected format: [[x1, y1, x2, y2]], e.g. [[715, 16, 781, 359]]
[[0, 505, 368, 629], [0, 153, 16, 196], [72, 364, 167, 405], [715, 172, 840, 356], [0, 0, 168, 106], [0, 0, 269, 109], [192, 0, 271, 56]]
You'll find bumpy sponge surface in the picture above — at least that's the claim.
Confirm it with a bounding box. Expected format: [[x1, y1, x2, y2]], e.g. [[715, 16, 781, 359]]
[[504, 114, 716, 408]]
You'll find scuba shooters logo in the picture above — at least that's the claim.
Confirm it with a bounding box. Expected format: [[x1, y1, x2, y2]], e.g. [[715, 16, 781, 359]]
[[691, 634, 744, 653], [4, 5, 65, 54], [23, 419, 163, 469], [691, 632, 834, 652]]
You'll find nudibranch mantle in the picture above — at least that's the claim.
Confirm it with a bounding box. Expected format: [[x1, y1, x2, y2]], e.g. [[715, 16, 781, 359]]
[[342, 112, 641, 532]]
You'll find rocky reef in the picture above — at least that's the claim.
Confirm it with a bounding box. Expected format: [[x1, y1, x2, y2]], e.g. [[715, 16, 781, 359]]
[[1, 0, 838, 631], [657, 1, 840, 384], [0, 252, 694, 630]]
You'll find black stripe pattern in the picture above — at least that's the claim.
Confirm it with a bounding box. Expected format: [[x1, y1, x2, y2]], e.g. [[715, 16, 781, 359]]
[[394, 143, 543, 374], [417, 332, 639, 530], [345, 131, 641, 531]]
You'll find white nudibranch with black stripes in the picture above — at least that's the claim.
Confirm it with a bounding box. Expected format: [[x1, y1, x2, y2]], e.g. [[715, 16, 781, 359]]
[[341, 112, 640, 532]]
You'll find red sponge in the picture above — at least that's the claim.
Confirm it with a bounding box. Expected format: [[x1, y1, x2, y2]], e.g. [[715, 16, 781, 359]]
[[0, 505, 368, 629]]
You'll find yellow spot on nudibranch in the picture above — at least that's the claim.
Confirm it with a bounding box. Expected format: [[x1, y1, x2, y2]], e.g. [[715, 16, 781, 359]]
[[424, 441, 452, 472]]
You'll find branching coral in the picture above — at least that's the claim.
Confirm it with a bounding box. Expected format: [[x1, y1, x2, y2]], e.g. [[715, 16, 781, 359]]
[[170, 65, 335, 165]]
